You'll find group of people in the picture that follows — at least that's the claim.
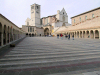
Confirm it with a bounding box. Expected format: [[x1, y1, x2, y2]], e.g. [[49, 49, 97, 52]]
[[57, 34, 74, 40]]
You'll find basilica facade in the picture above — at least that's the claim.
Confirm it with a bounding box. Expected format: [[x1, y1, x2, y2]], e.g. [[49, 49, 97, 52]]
[[22, 3, 70, 36]]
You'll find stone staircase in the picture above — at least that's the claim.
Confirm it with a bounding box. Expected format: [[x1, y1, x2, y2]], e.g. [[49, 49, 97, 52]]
[[0, 37, 100, 72]]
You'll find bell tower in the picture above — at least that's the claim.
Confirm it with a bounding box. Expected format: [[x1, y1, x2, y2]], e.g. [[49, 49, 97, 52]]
[[31, 3, 41, 27]]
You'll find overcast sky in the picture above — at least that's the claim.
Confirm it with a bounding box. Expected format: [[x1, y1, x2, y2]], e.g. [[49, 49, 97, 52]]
[[0, 0, 100, 27]]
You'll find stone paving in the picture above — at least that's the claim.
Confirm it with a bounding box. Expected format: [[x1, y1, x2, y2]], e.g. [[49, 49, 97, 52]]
[[0, 37, 100, 75]]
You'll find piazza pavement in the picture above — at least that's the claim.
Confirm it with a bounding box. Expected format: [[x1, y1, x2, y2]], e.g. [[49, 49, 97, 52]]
[[0, 37, 100, 75]]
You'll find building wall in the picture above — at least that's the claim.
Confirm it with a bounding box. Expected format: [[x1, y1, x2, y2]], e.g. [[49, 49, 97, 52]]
[[72, 9, 100, 25], [56, 7, 100, 39], [0, 14, 25, 47], [36, 28, 44, 36]]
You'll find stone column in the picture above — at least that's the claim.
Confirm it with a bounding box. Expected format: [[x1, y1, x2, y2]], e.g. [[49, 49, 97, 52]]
[[89, 31, 90, 38], [1, 33, 3, 46], [99, 31, 100, 39], [85, 31, 86, 38], [9, 33, 10, 42], [82, 31, 83, 38], [79, 31, 80, 38], [6, 31, 7, 44], [76, 32, 78, 38], [94, 30, 95, 39]]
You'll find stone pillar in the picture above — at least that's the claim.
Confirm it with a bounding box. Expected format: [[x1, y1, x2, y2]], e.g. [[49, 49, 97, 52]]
[[79, 31, 80, 38], [99, 31, 100, 39], [89, 31, 90, 38], [13, 34, 14, 41], [82, 31, 83, 38], [9, 33, 10, 42], [1, 33, 3, 46], [94, 31, 95, 39], [6, 32, 7, 44], [74, 32, 75, 38], [76, 32, 78, 38], [85, 31, 86, 38]]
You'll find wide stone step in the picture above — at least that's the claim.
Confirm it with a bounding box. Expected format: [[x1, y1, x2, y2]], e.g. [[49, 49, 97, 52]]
[[1, 55, 100, 66], [2, 52, 100, 61], [0, 57, 100, 70]]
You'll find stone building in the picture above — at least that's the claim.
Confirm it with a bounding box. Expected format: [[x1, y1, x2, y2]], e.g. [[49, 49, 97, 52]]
[[55, 7, 100, 39], [22, 3, 70, 36], [22, 3, 44, 37], [42, 8, 71, 36], [0, 14, 25, 47]]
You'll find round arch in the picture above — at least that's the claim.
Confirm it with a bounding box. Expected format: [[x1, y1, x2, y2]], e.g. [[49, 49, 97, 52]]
[[86, 31, 89, 38], [80, 31, 82, 38], [95, 30, 99, 39], [29, 33, 31, 37], [90, 30, 94, 39], [44, 28, 49, 36], [75, 32, 76, 38], [32, 34, 34, 37], [83, 31, 85, 38], [8, 26, 10, 43], [26, 33, 28, 37], [3, 25, 7, 45], [77, 31, 79, 38]]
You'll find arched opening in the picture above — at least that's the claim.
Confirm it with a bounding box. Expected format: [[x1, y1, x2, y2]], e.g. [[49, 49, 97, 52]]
[[29, 33, 31, 37], [0, 23, 2, 46], [40, 34, 41, 36], [95, 30, 99, 39], [86, 31, 89, 38], [75, 32, 76, 38], [77, 31, 79, 38], [80, 31, 82, 38], [90, 30, 94, 39], [3, 25, 7, 45], [71, 32, 74, 38], [44, 28, 49, 36], [32, 34, 34, 37], [26, 33, 28, 37], [83, 31, 85, 38], [8, 26, 10, 43]]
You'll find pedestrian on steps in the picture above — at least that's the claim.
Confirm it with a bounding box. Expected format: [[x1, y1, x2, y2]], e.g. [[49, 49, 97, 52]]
[[60, 34, 63, 39]]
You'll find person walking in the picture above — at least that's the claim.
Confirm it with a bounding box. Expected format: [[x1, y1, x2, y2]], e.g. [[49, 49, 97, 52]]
[[57, 34, 59, 39], [68, 34, 70, 40], [60, 34, 63, 39], [72, 34, 74, 40]]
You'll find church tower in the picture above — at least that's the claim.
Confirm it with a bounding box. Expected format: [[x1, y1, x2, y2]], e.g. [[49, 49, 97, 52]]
[[31, 3, 41, 27]]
